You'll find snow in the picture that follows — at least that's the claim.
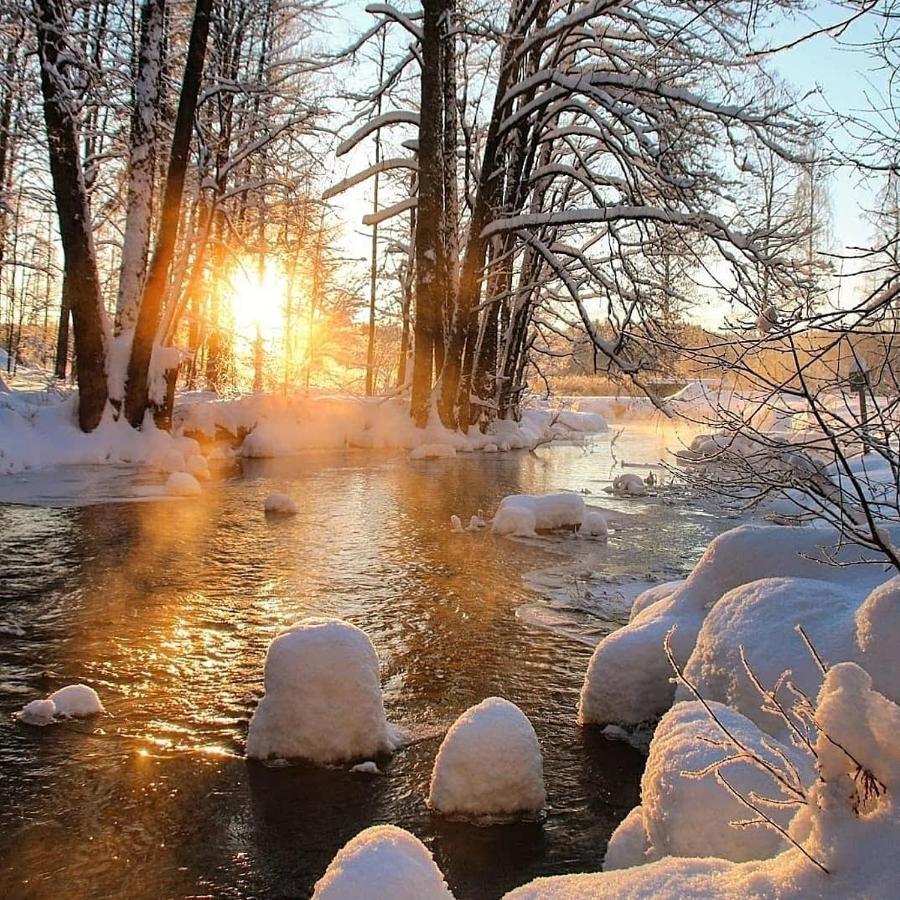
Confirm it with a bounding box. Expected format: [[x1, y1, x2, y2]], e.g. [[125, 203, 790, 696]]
[[165, 471, 201, 497], [246, 618, 393, 764], [17, 699, 58, 726], [496, 493, 586, 531], [579, 511, 608, 538], [579, 523, 895, 727], [507, 662, 900, 900], [604, 700, 813, 870], [264, 493, 299, 515], [186, 453, 210, 480], [349, 761, 381, 775], [450, 515, 464, 533], [409, 443, 456, 460], [429, 697, 545, 820], [19, 684, 105, 724], [48, 684, 105, 717], [312, 825, 453, 900], [612, 473, 647, 497], [492, 505, 538, 537]]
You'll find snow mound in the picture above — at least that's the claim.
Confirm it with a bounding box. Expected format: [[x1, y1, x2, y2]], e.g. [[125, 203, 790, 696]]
[[17, 699, 57, 726], [508, 661, 900, 899], [264, 493, 299, 515], [491, 505, 537, 537], [604, 701, 812, 870], [410, 443, 457, 460], [429, 697, 545, 820], [186, 453, 210, 480], [156, 448, 186, 473], [495, 493, 585, 532], [579, 511, 608, 538], [48, 684, 104, 717], [579, 523, 893, 728], [312, 825, 454, 900], [246, 618, 393, 764], [166, 471, 201, 497], [612, 474, 647, 497]]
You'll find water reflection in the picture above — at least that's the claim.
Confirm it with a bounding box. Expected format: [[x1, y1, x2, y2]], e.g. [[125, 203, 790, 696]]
[[0, 427, 731, 899]]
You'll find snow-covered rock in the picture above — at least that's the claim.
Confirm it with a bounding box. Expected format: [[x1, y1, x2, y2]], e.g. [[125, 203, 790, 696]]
[[186, 453, 210, 480], [156, 448, 187, 474], [264, 492, 299, 515], [450, 514, 464, 533], [47, 684, 104, 717], [579, 524, 893, 728], [507, 661, 900, 899], [313, 825, 454, 900], [410, 443, 457, 460], [495, 492, 585, 532], [429, 697, 545, 820], [604, 701, 812, 870], [491, 505, 537, 537], [165, 471, 202, 497], [580, 511, 608, 538], [246, 618, 393, 764], [17, 699, 57, 726], [612, 473, 647, 497]]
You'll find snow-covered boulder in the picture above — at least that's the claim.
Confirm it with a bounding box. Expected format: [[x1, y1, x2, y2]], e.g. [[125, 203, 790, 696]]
[[579, 524, 892, 728], [491, 505, 537, 537], [246, 618, 393, 764], [429, 697, 545, 820], [681, 575, 900, 739], [48, 684, 104, 717], [17, 699, 57, 726], [313, 825, 454, 900], [165, 471, 202, 497], [604, 701, 812, 870], [410, 443, 457, 460], [507, 661, 900, 899], [612, 473, 647, 496], [579, 511, 608, 538], [186, 453, 210, 481], [628, 580, 684, 622], [156, 448, 186, 474], [494, 493, 585, 533], [264, 492, 298, 515]]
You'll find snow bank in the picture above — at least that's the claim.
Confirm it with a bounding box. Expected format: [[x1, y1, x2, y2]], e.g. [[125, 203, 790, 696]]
[[264, 493, 298, 515], [579, 523, 894, 727], [18, 684, 104, 725], [507, 661, 900, 899], [429, 697, 545, 820], [681, 575, 900, 739], [494, 493, 586, 534], [312, 825, 454, 900], [246, 618, 393, 764], [604, 701, 812, 870]]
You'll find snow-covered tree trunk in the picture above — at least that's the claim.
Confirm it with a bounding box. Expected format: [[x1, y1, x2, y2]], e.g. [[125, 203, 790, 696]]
[[124, 0, 212, 427], [34, 0, 109, 431], [114, 0, 165, 342]]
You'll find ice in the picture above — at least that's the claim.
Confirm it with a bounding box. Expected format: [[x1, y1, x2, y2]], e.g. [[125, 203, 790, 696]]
[[246, 618, 393, 764], [312, 825, 454, 900], [264, 493, 299, 515], [429, 697, 545, 820], [165, 471, 201, 497]]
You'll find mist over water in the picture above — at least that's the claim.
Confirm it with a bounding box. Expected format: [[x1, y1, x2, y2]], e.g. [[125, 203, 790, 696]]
[[0, 427, 736, 899]]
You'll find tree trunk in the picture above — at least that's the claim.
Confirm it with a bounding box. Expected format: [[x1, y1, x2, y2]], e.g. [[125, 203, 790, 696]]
[[35, 0, 108, 430], [115, 0, 166, 337], [124, 0, 212, 427], [410, 0, 452, 426]]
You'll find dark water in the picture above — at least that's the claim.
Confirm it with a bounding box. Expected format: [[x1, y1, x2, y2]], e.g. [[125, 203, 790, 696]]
[[0, 430, 734, 899]]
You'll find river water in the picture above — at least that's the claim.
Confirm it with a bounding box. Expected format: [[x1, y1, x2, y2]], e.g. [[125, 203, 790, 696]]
[[0, 425, 738, 899]]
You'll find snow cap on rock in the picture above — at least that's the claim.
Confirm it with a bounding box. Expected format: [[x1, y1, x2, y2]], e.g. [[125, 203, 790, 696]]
[[47, 684, 104, 717], [429, 697, 545, 819]]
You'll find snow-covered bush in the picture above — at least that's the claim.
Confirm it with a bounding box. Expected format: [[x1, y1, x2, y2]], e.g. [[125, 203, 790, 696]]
[[429, 697, 545, 820], [507, 661, 900, 899], [264, 493, 298, 515], [604, 700, 812, 870], [312, 825, 454, 900], [579, 524, 893, 728], [246, 618, 393, 764]]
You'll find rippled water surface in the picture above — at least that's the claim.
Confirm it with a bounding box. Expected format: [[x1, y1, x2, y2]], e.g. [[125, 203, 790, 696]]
[[0, 426, 738, 899]]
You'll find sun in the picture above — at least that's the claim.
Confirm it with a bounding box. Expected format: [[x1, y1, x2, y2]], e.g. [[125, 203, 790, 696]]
[[227, 257, 289, 339]]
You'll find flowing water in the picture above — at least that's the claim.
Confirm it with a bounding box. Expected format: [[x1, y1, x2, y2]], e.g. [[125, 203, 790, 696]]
[[0, 425, 739, 899]]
